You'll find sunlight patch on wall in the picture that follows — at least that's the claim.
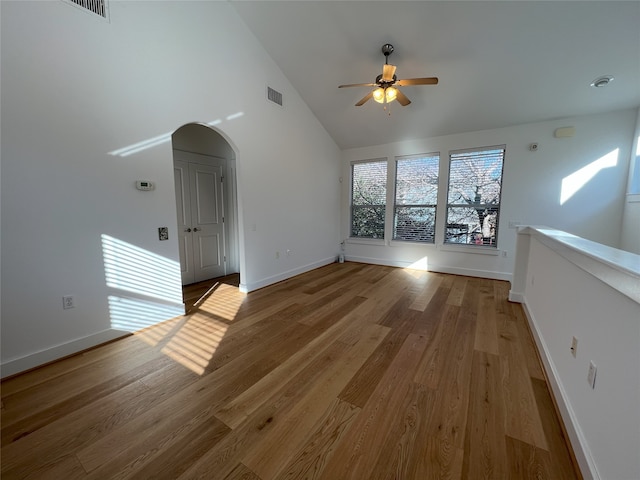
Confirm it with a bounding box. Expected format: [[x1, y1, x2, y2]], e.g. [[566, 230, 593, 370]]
[[102, 234, 183, 305], [560, 149, 619, 205], [108, 114, 244, 157], [108, 296, 184, 333], [161, 313, 227, 375]]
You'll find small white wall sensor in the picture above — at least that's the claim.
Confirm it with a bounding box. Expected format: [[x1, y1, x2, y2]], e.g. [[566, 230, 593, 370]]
[[554, 127, 575, 138], [135, 180, 155, 191]]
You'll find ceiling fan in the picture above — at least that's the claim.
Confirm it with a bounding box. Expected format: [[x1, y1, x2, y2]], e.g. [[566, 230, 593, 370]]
[[339, 44, 438, 108]]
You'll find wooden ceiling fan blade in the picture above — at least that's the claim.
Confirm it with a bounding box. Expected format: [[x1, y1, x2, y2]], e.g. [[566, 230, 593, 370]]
[[339, 82, 377, 88], [355, 91, 374, 106], [382, 64, 397, 82], [396, 77, 439, 86], [395, 89, 411, 106]]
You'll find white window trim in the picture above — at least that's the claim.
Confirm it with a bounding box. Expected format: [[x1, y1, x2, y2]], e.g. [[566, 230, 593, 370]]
[[349, 157, 388, 240], [444, 144, 506, 248], [439, 244, 501, 255], [346, 237, 386, 246]]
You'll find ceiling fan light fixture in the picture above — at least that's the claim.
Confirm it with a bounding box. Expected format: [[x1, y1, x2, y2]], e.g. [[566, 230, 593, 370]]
[[385, 87, 398, 103], [373, 87, 385, 103]]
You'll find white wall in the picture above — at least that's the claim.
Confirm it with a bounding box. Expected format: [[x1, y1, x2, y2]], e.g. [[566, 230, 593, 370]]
[[0, 1, 341, 376], [511, 228, 640, 480], [341, 109, 637, 280], [621, 107, 640, 254]]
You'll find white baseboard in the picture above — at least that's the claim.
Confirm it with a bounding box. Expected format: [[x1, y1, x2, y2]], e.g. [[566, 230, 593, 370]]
[[521, 301, 600, 480], [1, 328, 130, 379], [239, 256, 337, 293], [345, 255, 512, 282], [508, 290, 525, 303]]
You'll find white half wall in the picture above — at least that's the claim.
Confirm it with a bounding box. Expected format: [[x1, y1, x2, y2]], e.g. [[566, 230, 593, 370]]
[[341, 109, 637, 280], [1, 1, 341, 376], [511, 226, 640, 480]]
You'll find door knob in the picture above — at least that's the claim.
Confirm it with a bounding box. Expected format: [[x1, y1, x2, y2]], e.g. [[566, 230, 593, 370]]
[[185, 228, 192, 232], [193, 227, 201, 232]]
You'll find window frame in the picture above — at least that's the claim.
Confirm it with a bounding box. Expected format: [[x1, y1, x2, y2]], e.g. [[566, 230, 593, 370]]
[[349, 158, 388, 240], [392, 152, 440, 244], [444, 145, 506, 248]]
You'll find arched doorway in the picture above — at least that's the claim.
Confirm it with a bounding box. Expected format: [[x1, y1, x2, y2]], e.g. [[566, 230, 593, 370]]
[[172, 123, 240, 286]]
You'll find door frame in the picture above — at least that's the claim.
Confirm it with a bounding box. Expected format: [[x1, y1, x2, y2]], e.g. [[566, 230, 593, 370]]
[[171, 123, 242, 286]]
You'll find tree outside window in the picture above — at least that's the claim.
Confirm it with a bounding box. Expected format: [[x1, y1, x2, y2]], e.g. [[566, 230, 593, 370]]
[[445, 147, 505, 246], [351, 160, 387, 239], [393, 153, 439, 243]]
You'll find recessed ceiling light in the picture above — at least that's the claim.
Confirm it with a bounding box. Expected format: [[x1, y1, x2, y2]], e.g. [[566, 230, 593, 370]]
[[590, 75, 614, 88]]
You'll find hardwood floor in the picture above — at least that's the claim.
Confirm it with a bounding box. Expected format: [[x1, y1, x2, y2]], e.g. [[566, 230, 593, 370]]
[[1, 262, 580, 479]]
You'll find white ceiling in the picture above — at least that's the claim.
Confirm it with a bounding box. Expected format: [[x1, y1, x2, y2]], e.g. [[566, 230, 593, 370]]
[[232, 1, 640, 150]]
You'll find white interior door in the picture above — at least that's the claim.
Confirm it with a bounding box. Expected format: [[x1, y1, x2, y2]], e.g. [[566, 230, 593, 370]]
[[174, 160, 194, 284], [189, 161, 226, 283], [174, 156, 227, 285]]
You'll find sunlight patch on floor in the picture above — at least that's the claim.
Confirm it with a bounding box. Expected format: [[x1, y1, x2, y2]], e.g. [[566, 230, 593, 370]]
[[402, 256, 430, 278], [161, 314, 228, 375], [134, 316, 182, 347], [195, 282, 245, 321]]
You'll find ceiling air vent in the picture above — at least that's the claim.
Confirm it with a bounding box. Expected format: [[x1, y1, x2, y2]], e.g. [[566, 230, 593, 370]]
[[267, 86, 283, 107], [64, 0, 108, 19]]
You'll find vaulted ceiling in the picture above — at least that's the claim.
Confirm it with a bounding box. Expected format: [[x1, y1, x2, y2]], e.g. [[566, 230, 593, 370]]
[[232, 1, 640, 150]]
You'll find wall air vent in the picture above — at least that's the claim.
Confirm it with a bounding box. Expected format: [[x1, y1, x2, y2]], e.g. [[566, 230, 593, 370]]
[[64, 0, 108, 19], [267, 86, 283, 107]]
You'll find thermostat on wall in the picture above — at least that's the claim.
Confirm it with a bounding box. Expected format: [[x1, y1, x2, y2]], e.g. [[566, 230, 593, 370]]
[[135, 180, 155, 191]]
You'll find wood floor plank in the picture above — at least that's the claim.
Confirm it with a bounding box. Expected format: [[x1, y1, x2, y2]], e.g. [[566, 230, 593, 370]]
[[409, 273, 443, 311], [242, 323, 389, 479], [411, 304, 477, 479], [0, 263, 580, 480], [272, 398, 361, 480], [447, 275, 468, 306], [1, 335, 170, 431], [498, 316, 548, 450], [317, 333, 430, 480], [462, 350, 508, 480], [366, 381, 431, 480], [511, 302, 546, 381], [413, 303, 460, 389], [531, 377, 580, 479], [1, 352, 177, 447], [86, 405, 230, 479], [338, 308, 421, 408], [224, 463, 262, 480], [505, 435, 553, 480], [474, 280, 500, 355]]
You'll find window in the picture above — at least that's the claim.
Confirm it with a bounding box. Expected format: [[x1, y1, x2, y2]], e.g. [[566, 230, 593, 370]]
[[351, 160, 387, 239], [445, 146, 505, 246], [393, 153, 439, 242]]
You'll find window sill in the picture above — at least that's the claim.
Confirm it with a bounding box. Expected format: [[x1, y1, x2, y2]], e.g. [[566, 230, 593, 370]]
[[389, 240, 437, 248], [347, 237, 385, 246], [439, 244, 500, 256]]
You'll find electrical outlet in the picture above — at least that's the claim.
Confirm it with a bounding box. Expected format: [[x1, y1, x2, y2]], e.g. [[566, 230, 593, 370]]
[[587, 361, 597, 389], [570, 336, 578, 357], [501, 250, 507, 257], [63, 295, 75, 310]]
